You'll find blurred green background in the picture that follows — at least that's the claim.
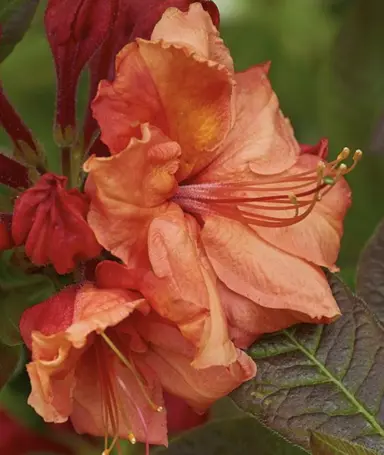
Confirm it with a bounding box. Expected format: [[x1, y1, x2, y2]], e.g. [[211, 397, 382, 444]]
[[1, 0, 384, 452], [2, 0, 384, 287]]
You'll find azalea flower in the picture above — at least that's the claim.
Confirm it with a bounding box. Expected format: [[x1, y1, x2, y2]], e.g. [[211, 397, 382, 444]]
[[19, 262, 255, 453], [84, 4, 359, 349]]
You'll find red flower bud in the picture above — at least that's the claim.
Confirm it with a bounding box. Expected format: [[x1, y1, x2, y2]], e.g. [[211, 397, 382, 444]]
[[0, 214, 13, 251], [84, 0, 220, 155], [45, 0, 117, 138], [12, 173, 101, 274]]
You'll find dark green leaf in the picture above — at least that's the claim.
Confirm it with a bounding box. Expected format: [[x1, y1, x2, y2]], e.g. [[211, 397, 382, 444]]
[[310, 431, 379, 455], [0, 250, 56, 345], [0, 0, 40, 63], [151, 417, 309, 455], [0, 342, 19, 389], [0, 346, 45, 429], [231, 276, 384, 453], [356, 220, 384, 326]]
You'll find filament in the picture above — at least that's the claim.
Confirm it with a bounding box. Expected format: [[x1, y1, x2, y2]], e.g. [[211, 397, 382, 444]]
[[100, 332, 163, 412], [173, 147, 362, 228]]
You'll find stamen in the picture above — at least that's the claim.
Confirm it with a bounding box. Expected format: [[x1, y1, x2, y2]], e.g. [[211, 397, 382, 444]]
[[337, 147, 350, 161], [100, 332, 163, 412], [116, 375, 150, 455], [173, 147, 362, 228], [95, 342, 121, 455]]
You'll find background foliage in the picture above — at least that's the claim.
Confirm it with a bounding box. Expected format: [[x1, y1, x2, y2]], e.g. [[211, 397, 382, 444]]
[[1, 0, 384, 453]]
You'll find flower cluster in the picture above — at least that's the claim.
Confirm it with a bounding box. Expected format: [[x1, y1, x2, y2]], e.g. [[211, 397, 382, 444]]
[[0, 1, 360, 454]]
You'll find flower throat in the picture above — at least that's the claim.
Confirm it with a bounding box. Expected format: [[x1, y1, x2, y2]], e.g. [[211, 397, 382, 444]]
[[173, 148, 362, 227]]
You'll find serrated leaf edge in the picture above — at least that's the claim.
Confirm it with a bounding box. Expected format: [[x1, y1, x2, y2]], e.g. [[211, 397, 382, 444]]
[[310, 430, 380, 455]]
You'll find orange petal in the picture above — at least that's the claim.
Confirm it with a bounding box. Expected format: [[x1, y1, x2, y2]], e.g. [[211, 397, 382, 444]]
[[92, 39, 234, 179], [196, 64, 299, 182], [21, 284, 146, 424], [67, 284, 147, 348], [151, 3, 233, 72], [26, 332, 78, 423], [133, 312, 256, 412], [96, 259, 207, 333], [138, 39, 233, 180], [218, 281, 315, 349], [147, 205, 237, 368], [96, 205, 238, 368], [201, 216, 340, 322], [20, 285, 78, 349], [252, 153, 351, 270], [71, 348, 167, 445], [84, 124, 180, 267], [92, 42, 163, 154]]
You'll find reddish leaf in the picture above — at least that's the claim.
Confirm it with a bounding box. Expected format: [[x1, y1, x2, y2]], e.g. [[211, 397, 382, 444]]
[[0, 152, 29, 188]]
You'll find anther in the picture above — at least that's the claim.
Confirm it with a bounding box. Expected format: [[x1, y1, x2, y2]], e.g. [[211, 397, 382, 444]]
[[316, 161, 326, 178], [338, 163, 348, 175], [128, 433, 137, 444], [353, 149, 363, 161], [157, 406, 164, 412], [337, 147, 350, 161]]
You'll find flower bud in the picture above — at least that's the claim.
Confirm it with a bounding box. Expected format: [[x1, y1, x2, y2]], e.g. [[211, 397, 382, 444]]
[[45, 0, 117, 141], [12, 173, 101, 274], [0, 152, 29, 189]]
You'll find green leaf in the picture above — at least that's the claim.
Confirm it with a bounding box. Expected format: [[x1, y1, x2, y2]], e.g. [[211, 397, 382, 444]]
[[356, 220, 384, 326], [0, 250, 56, 345], [310, 431, 379, 455], [0, 346, 45, 429], [0, 341, 20, 389], [0, 0, 40, 63], [231, 275, 384, 453], [151, 417, 309, 455]]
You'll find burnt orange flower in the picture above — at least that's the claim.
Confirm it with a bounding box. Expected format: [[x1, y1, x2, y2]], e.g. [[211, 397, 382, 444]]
[[12, 173, 101, 274], [19, 266, 255, 452], [84, 4, 355, 349]]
